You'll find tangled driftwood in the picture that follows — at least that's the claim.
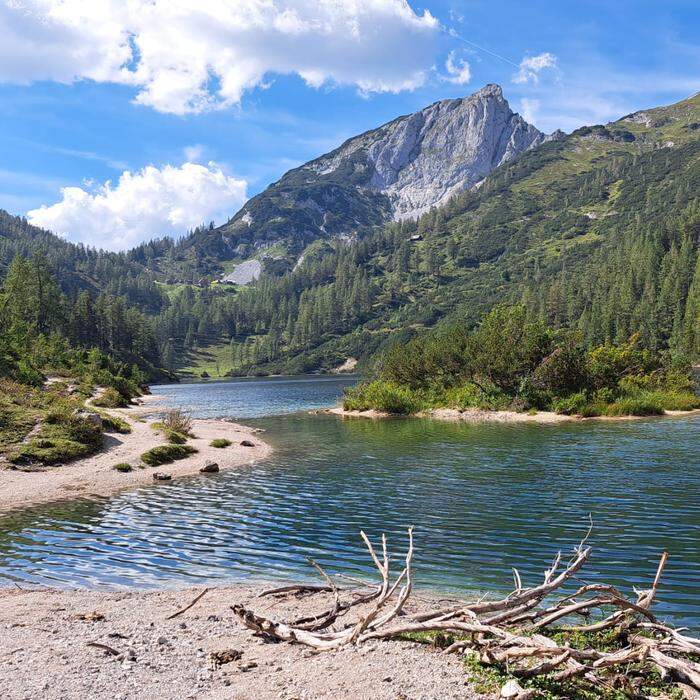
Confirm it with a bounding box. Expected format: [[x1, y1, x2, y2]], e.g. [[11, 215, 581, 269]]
[[232, 527, 700, 699]]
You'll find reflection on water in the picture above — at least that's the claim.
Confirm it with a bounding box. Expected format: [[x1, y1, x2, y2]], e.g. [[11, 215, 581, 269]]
[[0, 377, 698, 629]]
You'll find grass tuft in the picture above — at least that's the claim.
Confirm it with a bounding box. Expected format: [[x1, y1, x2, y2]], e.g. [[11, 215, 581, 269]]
[[112, 462, 132, 472]]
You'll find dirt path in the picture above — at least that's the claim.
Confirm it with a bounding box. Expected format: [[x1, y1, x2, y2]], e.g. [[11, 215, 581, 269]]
[[0, 584, 487, 700], [0, 396, 271, 514]]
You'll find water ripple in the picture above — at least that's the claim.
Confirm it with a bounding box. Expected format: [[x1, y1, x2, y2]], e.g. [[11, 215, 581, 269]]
[[0, 377, 698, 629]]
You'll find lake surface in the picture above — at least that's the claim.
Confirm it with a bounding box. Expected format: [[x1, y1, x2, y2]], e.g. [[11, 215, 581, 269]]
[[1, 376, 698, 629]]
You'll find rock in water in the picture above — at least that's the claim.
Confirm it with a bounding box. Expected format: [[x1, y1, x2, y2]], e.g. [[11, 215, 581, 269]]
[[199, 461, 219, 473], [152, 472, 172, 481]]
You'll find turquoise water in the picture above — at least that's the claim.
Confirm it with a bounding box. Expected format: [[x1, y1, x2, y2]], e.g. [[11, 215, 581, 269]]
[[0, 376, 698, 628]]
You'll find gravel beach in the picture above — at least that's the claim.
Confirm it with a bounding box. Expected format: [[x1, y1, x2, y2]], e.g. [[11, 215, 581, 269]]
[[0, 584, 487, 700]]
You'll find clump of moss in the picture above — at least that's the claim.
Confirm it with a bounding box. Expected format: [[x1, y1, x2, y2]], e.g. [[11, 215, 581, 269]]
[[140, 444, 197, 466], [165, 429, 188, 444], [112, 462, 133, 473], [210, 438, 233, 448], [92, 388, 128, 408]]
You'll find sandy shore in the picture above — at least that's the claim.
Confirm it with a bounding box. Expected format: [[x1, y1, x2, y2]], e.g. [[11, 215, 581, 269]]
[[325, 406, 700, 424], [0, 395, 271, 514], [325, 406, 573, 423], [0, 583, 485, 700]]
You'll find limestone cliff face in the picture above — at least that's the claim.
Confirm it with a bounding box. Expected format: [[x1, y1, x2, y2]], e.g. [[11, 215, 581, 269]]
[[308, 84, 544, 220], [214, 85, 544, 266]]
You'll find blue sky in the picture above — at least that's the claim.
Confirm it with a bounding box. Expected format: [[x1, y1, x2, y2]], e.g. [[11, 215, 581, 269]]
[[1, 0, 699, 250]]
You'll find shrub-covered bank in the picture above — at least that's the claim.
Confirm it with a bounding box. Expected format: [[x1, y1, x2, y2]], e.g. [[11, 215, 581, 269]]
[[344, 305, 700, 417], [0, 252, 158, 466]]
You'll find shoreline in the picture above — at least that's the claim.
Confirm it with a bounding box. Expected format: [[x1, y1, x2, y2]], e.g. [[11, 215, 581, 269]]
[[0, 393, 271, 515], [0, 582, 480, 700], [325, 406, 700, 423]]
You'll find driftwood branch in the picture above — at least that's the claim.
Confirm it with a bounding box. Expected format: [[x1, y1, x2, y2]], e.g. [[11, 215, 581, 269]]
[[166, 587, 209, 620], [231, 528, 700, 697]]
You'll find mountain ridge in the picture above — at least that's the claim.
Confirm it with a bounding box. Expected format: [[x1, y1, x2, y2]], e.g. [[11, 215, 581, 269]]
[[183, 84, 545, 279]]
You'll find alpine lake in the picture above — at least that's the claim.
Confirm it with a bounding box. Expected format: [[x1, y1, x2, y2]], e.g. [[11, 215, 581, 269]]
[[1, 375, 698, 629]]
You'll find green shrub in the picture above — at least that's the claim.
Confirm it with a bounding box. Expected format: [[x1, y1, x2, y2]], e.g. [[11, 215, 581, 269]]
[[92, 387, 128, 408], [532, 337, 590, 396], [112, 462, 132, 472], [597, 388, 699, 417], [603, 396, 664, 417], [140, 444, 197, 466], [343, 380, 421, 415], [165, 429, 188, 444], [652, 392, 700, 411], [210, 438, 233, 448], [552, 391, 590, 415], [99, 413, 132, 434], [9, 437, 94, 465], [587, 337, 659, 390], [443, 383, 509, 411]]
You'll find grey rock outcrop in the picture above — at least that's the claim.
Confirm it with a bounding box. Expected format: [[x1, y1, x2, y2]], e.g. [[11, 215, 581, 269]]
[[307, 84, 544, 220]]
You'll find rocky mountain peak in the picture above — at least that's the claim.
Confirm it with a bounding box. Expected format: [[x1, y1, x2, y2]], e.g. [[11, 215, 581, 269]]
[[213, 85, 545, 274], [301, 83, 544, 220]]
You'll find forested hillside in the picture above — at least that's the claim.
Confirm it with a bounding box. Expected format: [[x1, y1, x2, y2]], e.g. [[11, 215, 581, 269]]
[[164, 92, 700, 376], [1, 92, 699, 380], [0, 212, 167, 379]]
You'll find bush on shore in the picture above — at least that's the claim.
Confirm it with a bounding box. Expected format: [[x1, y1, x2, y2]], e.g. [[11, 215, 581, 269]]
[[210, 438, 233, 448], [140, 444, 197, 466], [343, 381, 421, 415], [161, 409, 194, 437], [92, 387, 129, 408], [344, 305, 700, 418]]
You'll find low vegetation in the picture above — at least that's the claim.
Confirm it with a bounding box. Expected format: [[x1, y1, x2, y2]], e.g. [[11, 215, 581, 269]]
[[161, 409, 194, 437], [140, 444, 197, 466], [112, 462, 133, 473], [98, 413, 132, 434], [344, 305, 700, 418], [92, 387, 129, 408], [210, 438, 232, 448]]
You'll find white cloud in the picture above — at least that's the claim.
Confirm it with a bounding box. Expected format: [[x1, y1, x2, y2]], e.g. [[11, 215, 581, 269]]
[[27, 163, 247, 250], [513, 52, 557, 84], [1, 0, 439, 115], [444, 51, 471, 85], [519, 97, 540, 125]]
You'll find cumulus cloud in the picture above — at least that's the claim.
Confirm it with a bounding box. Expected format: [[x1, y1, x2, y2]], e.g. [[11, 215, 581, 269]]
[[444, 51, 471, 85], [1, 0, 439, 115], [513, 52, 557, 84], [27, 163, 247, 251]]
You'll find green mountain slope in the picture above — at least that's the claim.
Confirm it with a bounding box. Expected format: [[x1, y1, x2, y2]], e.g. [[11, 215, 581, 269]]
[[2, 92, 698, 380], [176, 92, 700, 376], [169, 85, 545, 280]]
